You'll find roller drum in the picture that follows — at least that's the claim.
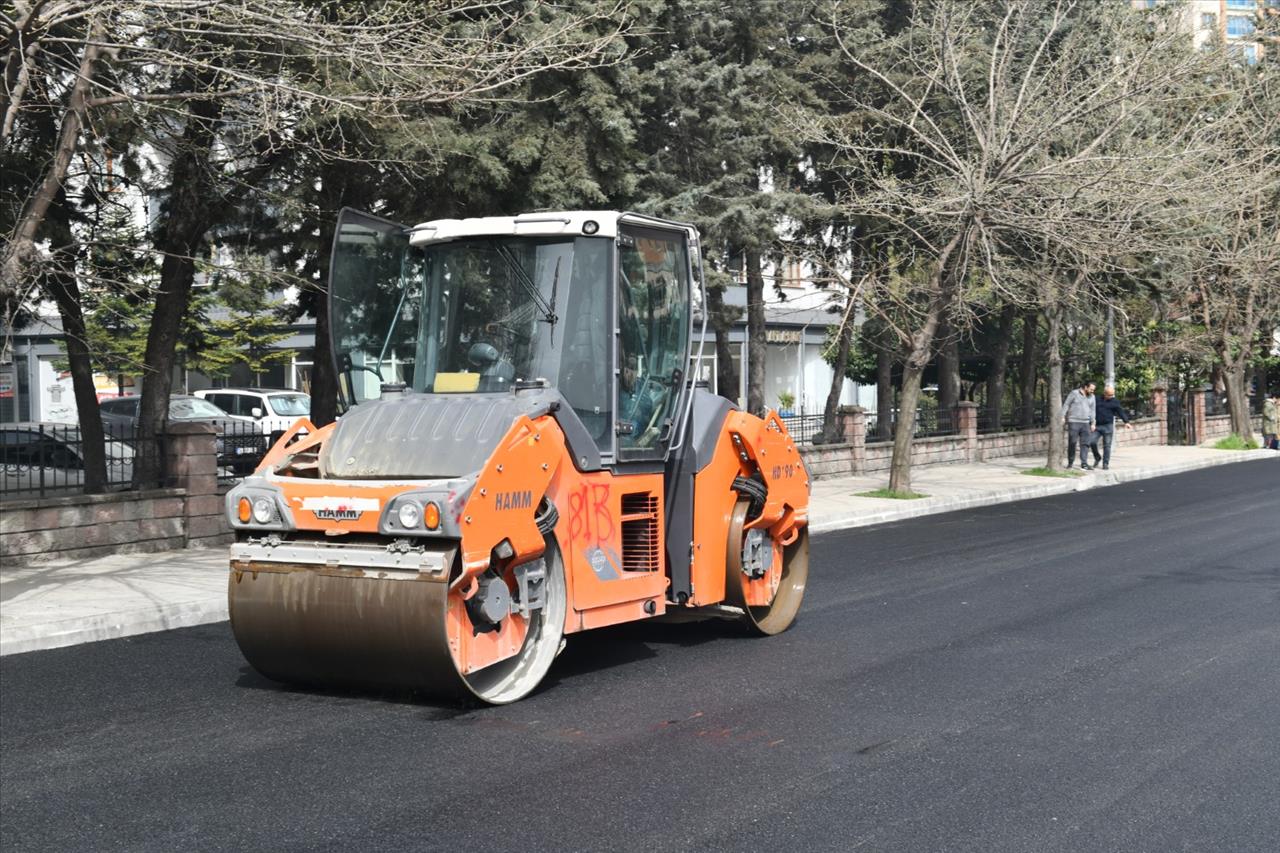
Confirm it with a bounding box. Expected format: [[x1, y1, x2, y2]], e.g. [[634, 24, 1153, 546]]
[[228, 537, 567, 704], [229, 563, 468, 698]]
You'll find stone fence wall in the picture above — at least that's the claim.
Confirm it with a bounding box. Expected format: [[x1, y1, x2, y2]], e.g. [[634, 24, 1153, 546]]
[[799, 390, 1178, 481], [1, 423, 232, 564], [1199, 413, 1260, 443]]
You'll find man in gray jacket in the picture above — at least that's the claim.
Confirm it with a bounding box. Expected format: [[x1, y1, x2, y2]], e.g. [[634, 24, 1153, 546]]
[[1063, 381, 1096, 469]]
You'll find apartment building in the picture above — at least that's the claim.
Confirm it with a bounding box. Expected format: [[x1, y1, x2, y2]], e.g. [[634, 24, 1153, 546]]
[[1133, 0, 1280, 63]]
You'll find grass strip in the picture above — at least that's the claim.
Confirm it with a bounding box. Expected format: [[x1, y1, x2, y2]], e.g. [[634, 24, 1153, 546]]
[[1021, 466, 1082, 478], [855, 488, 928, 499]]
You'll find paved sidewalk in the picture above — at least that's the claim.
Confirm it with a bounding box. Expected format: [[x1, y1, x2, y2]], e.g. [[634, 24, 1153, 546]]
[[2, 445, 1274, 656]]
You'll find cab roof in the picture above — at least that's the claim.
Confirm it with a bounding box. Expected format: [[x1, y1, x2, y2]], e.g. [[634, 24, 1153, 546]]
[[406, 211, 697, 247]]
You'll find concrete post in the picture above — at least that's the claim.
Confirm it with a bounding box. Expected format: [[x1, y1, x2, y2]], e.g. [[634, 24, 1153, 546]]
[[163, 422, 229, 547], [956, 401, 979, 461], [839, 405, 866, 474], [1151, 384, 1167, 445], [1187, 386, 1207, 446]]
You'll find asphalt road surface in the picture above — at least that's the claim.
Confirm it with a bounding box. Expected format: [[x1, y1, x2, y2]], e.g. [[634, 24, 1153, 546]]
[[3, 461, 1278, 852]]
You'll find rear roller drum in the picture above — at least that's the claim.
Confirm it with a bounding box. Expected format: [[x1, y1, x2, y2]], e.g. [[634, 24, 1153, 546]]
[[724, 500, 809, 635]]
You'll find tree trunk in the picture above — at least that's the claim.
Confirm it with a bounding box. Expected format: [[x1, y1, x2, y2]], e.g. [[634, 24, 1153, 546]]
[[745, 250, 766, 416], [1210, 363, 1225, 398], [1, 21, 102, 335], [937, 320, 959, 414], [876, 334, 893, 440], [1222, 357, 1253, 442], [309, 215, 340, 427], [705, 283, 739, 404], [887, 228, 967, 494], [44, 195, 107, 494], [1018, 310, 1037, 428], [133, 97, 221, 487], [820, 302, 852, 444], [986, 303, 1016, 432], [1044, 305, 1065, 471]]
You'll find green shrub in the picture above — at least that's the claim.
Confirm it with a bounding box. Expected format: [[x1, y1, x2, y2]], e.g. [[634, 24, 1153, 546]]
[[1212, 434, 1259, 450]]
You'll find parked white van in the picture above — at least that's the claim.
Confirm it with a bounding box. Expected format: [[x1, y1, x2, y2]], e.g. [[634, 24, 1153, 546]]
[[194, 388, 310, 443]]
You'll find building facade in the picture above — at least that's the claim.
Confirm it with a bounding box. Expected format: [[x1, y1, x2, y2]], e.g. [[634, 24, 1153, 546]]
[[1132, 0, 1279, 63]]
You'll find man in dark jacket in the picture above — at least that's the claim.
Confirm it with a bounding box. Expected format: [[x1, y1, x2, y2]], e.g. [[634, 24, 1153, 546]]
[[1091, 386, 1132, 469]]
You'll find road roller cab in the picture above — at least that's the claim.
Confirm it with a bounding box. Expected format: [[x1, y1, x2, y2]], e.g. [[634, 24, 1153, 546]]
[[226, 209, 811, 703]]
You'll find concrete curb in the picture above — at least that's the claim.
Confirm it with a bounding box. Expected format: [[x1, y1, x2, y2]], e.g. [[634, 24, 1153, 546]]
[[809, 449, 1276, 535], [0, 598, 230, 657]]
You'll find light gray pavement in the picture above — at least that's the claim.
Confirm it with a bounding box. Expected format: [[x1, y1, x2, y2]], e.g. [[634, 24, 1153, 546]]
[[2, 445, 1274, 656], [809, 443, 1276, 533]]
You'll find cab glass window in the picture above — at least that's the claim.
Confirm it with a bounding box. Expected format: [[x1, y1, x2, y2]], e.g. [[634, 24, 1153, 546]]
[[616, 225, 690, 456]]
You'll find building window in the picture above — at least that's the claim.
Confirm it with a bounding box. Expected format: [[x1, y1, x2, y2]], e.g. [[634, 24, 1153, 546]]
[[1201, 12, 1216, 28], [1227, 43, 1260, 64], [1225, 0, 1254, 8], [780, 257, 804, 289], [1226, 15, 1256, 36]]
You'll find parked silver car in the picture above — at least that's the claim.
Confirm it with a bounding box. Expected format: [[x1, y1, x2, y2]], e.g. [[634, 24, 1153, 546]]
[[99, 395, 267, 473]]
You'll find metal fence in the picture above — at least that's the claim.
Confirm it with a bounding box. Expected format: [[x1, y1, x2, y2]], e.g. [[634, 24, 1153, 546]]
[[218, 421, 270, 483], [864, 406, 961, 442], [1204, 392, 1229, 417], [1, 419, 269, 502], [0, 423, 160, 501], [975, 403, 1050, 434], [780, 413, 844, 445], [1120, 396, 1155, 420]]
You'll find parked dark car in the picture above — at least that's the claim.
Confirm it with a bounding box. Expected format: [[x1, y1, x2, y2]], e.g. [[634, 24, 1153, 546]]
[[100, 395, 267, 473], [1, 422, 136, 497]]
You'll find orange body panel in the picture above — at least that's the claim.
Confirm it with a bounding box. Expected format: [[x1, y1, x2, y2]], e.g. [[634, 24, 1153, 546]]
[[245, 405, 807, 670], [275, 478, 407, 535], [446, 588, 529, 676], [689, 409, 810, 606], [546, 469, 668, 633], [458, 414, 565, 582], [255, 418, 323, 473]]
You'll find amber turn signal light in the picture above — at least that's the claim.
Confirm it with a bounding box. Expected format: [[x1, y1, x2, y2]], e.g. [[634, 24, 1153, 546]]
[[423, 501, 441, 530], [237, 497, 252, 523]]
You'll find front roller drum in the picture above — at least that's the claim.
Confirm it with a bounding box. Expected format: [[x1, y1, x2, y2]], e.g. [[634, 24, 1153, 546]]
[[228, 540, 566, 705], [725, 501, 809, 635]]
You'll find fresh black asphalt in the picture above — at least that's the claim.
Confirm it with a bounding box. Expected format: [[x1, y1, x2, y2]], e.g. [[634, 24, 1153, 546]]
[[2, 460, 1278, 852]]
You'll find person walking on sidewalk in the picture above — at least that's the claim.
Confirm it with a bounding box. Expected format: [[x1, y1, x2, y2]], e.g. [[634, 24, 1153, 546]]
[[1090, 386, 1132, 470], [1264, 392, 1279, 450], [1063, 380, 1097, 469]]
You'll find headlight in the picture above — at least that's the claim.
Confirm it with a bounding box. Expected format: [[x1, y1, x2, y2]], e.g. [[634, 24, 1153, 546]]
[[397, 502, 421, 529], [252, 497, 273, 524]]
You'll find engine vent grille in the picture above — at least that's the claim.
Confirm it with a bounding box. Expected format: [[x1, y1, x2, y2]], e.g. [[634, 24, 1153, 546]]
[[620, 492, 660, 574]]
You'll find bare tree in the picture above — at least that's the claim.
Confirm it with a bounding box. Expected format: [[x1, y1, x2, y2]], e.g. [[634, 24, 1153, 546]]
[[1186, 69, 1280, 442], [3, 0, 627, 486], [792, 0, 1228, 490]]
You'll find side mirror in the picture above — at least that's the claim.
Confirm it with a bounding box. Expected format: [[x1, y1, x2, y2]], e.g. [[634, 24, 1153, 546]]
[[250, 407, 264, 419]]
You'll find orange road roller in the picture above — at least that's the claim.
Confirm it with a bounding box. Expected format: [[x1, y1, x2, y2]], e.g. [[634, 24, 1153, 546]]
[[226, 209, 810, 703]]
